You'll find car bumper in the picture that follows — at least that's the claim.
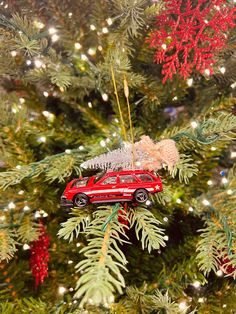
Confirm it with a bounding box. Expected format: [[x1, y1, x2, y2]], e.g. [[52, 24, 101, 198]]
[[60, 196, 73, 207]]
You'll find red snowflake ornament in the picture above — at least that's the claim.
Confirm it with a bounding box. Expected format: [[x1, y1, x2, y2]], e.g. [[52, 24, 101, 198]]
[[29, 222, 50, 288], [148, 0, 236, 83]]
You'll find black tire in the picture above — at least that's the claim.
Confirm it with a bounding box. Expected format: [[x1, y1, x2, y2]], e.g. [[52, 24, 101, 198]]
[[134, 189, 149, 203], [73, 193, 89, 207]]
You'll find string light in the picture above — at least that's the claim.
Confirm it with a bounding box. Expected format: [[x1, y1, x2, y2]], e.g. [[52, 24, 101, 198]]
[[211, 146, 217, 151], [172, 96, 178, 101], [198, 297, 205, 303], [48, 27, 57, 35], [23, 205, 30, 212], [145, 200, 152, 206], [19, 98, 25, 104], [230, 82, 236, 89], [179, 301, 187, 310], [216, 269, 223, 277], [74, 42, 82, 49], [223, 304, 227, 308], [202, 199, 210, 206], [23, 244, 30, 250], [161, 43, 167, 50], [163, 217, 168, 222], [8, 202, 16, 209], [69, 287, 74, 292], [102, 93, 108, 101], [191, 121, 198, 128], [88, 47, 96, 56], [98, 45, 103, 51], [102, 27, 109, 33], [68, 260, 73, 264], [81, 54, 88, 61], [26, 60, 32, 65], [106, 18, 113, 25], [88, 102, 93, 108], [187, 78, 193, 86], [37, 136, 47, 143], [193, 281, 201, 288], [219, 66, 226, 74], [58, 286, 66, 295], [163, 235, 169, 241], [230, 152, 236, 158], [227, 189, 233, 195], [188, 206, 194, 212], [34, 59, 43, 68], [207, 180, 213, 186], [33, 20, 45, 29], [11, 51, 17, 57], [90, 24, 96, 30], [204, 68, 211, 76], [51, 34, 59, 42], [0, 215, 6, 222], [68, 12, 73, 18], [16, 165, 21, 169], [43, 91, 49, 97], [100, 140, 106, 147], [76, 242, 81, 247], [79, 145, 84, 151], [65, 149, 71, 154], [222, 177, 228, 184], [176, 198, 182, 204], [18, 190, 24, 195]]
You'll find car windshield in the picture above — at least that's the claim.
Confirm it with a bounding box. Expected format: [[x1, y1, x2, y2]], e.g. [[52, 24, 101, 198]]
[[72, 178, 88, 187], [94, 172, 105, 183]]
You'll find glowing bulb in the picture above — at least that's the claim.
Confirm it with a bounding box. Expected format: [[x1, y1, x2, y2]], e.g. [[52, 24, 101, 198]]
[[102, 27, 109, 33], [100, 140, 106, 147], [68, 12, 73, 17], [48, 27, 57, 35], [76, 242, 81, 247], [145, 200, 152, 206], [219, 67, 226, 74], [223, 304, 227, 308], [26, 60, 32, 65], [102, 93, 108, 101], [79, 145, 84, 151], [230, 152, 236, 158], [11, 51, 17, 57], [179, 301, 187, 310], [23, 205, 30, 212], [163, 235, 169, 241], [230, 82, 236, 89], [68, 260, 73, 264], [191, 121, 198, 128], [198, 297, 205, 303], [202, 199, 210, 206], [88, 47, 96, 56], [207, 180, 213, 186], [69, 287, 74, 292], [37, 136, 47, 143], [81, 54, 88, 61], [0, 215, 6, 222], [58, 286, 66, 295], [163, 217, 168, 222], [211, 146, 216, 151], [187, 78, 193, 86], [34, 211, 41, 218], [176, 198, 182, 204], [23, 244, 30, 250], [51, 34, 59, 42], [193, 281, 201, 288], [227, 189, 233, 195], [172, 96, 178, 101], [43, 91, 49, 97], [106, 18, 113, 25], [222, 178, 228, 184], [214, 5, 220, 10], [204, 19, 208, 24], [74, 42, 82, 49], [88, 102, 92, 108], [216, 269, 223, 277], [161, 44, 167, 50], [8, 202, 16, 209], [204, 68, 210, 76], [188, 206, 194, 212], [12, 108, 17, 114], [34, 59, 43, 68], [34, 20, 45, 29], [65, 149, 71, 154], [90, 24, 96, 30], [98, 45, 103, 51], [18, 190, 24, 195]]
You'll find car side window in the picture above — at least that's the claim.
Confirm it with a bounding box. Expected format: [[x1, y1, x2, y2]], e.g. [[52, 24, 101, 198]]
[[136, 174, 153, 182], [101, 176, 117, 185], [119, 175, 137, 183]]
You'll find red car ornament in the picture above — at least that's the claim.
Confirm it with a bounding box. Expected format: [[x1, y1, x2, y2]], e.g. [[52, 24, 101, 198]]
[[61, 170, 163, 208]]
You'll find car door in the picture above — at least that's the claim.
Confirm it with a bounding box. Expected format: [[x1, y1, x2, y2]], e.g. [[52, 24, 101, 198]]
[[91, 174, 120, 201], [117, 174, 138, 200]]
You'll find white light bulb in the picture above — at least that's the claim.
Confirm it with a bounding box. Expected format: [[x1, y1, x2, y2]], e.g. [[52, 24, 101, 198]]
[[114, 118, 119, 123], [230, 82, 236, 89], [37, 136, 47, 143], [90, 24, 96, 31], [202, 199, 210, 206], [11, 51, 17, 57], [207, 180, 213, 186], [34, 211, 41, 218], [23, 205, 30, 212], [163, 217, 168, 222], [58, 286, 66, 295], [223, 304, 227, 308], [161, 43, 167, 50], [204, 68, 210, 76], [79, 145, 84, 151], [88, 48, 96, 56], [187, 78, 193, 86], [227, 189, 233, 195], [26, 60, 32, 65], [102, 93, 108, 101], [100, 140, 106, 147], [88, 102, 93, 108], [145, 200, 152, 206], [48, 27, 57, 35], [211, 146, 217, 151], [176, 198, 182, 204], [34, 59, 43, 68], [8, 202, 16, 209], [102, 27, 109, 33], [69, 287, 74, 292], [106, 18, 113, 25], [98, 45, 103, 51], [219, 67, 226, 74], [76, 242, 81, 247], [65, 149, 71, 154], [12, 108, 17, 114], [198, 297, 205, 303], [204, 19, 209, 24], [216, 269, 223, 277], [222, 178, 228, 184], [18, 190, 24, 195], [23, 244, 30, 250], [81, 54, 88, 61], [34, 20, 45, 29], [68, 260, 73, 264], [230, 152, 236, 158], [68, 12, 73, 17], [191, 121, 198, 129], [43, 91, 49, 97], [163, 235, 169, 241], [74, 42, 82, 50], [172, 96, 178, 101], [188, 206, 194, 212], [179, 301, 187, 310], [214, 5, 220, 10], [0, 215, 6, 222], [193, 281, 201, 288], [51, 34, 59, 42]]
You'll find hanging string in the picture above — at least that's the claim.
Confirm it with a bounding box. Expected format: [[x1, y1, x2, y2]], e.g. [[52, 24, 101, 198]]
[[110, 65, 127, 142], [123, 75, 135, 169]]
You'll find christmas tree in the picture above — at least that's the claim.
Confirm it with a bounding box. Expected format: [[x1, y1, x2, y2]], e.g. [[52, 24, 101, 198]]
[[0, 0, 236, 313]]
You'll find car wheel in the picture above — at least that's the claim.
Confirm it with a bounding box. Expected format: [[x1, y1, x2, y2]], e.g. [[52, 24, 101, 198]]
[[134, 189, 149, 203], [73, 193, 89, 207]]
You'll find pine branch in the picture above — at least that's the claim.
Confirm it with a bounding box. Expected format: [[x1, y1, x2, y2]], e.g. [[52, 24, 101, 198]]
[[169, 154, 199, 184], [0, 229, 18, 262], [17, 216, 40, 243], [74, 206, 130, 306], [57, 209, 90, 243], [130, 207, 166, 253]]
